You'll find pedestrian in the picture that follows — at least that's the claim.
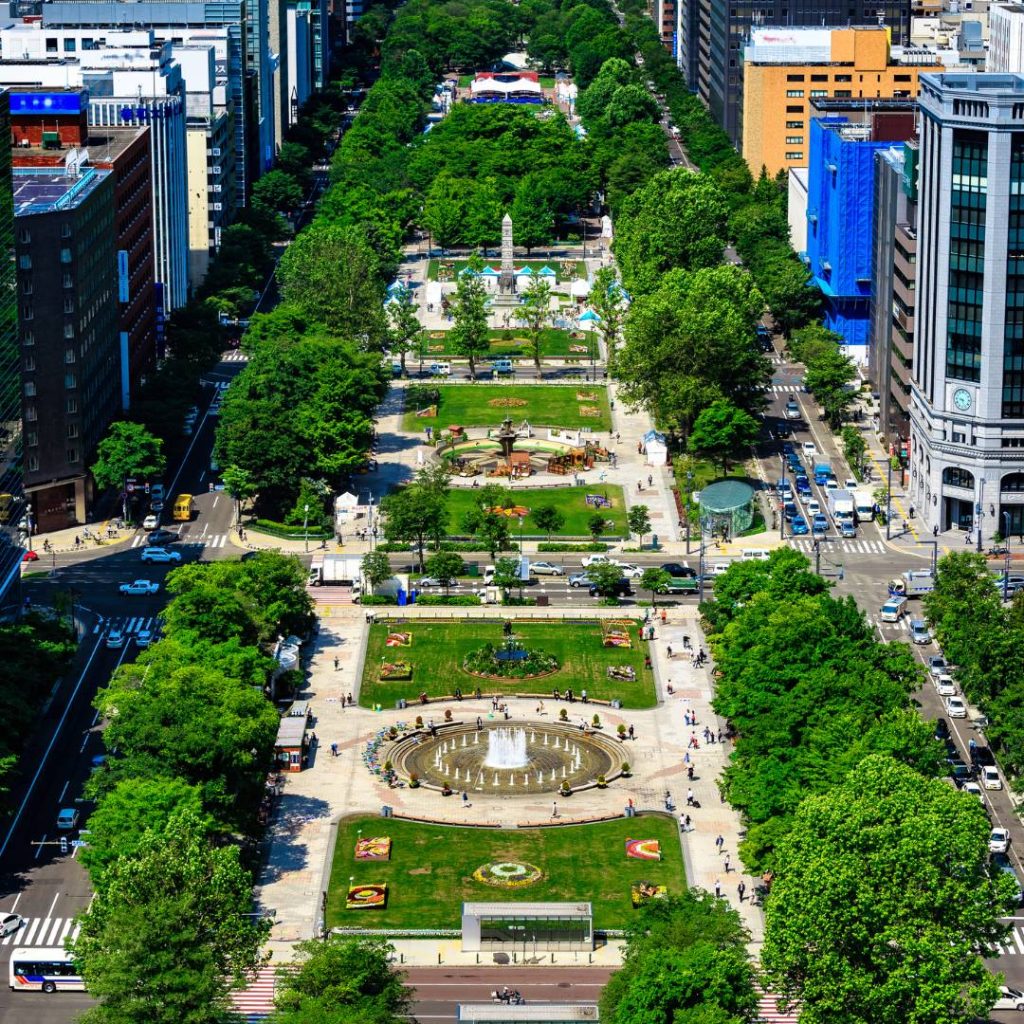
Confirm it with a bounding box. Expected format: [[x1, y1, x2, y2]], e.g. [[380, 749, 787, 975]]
[[616, 432, 621, 443], [687, 764, 694, 780], [933, 524, 939, 538], [347, 693, 353, 706], [738, 880, 746, 902], [714, 879, 722, 898], [965, 531, 972, 545], [717, 729, 723, 744], [703, 726, 711, 744], [667, 644, 673, 659], [462, 791, 469, 805], [551, 801, 558, 818], [334, 656, 339, 671], [684, 710, 690, 726], [330, 742, 338, 757], [689, 733, 699, 749], [628, 723, 634, 739], [686, 788, 694, 806], [715, 833, 724, 851], [724, 854, 731, 873], [682, 813, 691, 831], [647, 474, 653, 488], [637, 480, 643, 492], [476, 716, 483, 730]]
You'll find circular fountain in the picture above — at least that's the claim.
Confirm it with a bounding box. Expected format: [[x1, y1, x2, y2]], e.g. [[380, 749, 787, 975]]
[[390, 723, 621, 795]]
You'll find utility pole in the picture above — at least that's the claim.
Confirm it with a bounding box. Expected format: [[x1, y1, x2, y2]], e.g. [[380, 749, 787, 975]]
[[885, 457, 893, 541], [814, 539, 821, 576], [779, 455, 786, 540]]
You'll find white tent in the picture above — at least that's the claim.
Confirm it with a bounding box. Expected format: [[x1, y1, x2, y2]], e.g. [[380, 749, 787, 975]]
[[578, 309, 601, 332], [601, 215, 613, 239], [642, 430, 669, 467], [570, 279, 591, 298], [426, 281, 443, 310]]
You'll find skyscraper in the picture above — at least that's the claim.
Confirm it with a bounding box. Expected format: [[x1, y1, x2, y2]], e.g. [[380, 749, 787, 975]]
[[909, 72, 1024, 541]]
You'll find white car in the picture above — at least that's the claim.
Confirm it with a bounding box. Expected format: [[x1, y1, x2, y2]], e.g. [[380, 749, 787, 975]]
[[580, 554, 611, 568], [529, 561, 564, 576], [141, 547, 182, 564], [613, 562, 643, 579], [982, 765, 1003, 790], [946, 695, 967, 718], [801, 442, 817, 457], [935, 674, 957, 698], [105, 628, 125, 649], [119, 579, 160, 596], [962, 780, 984, 802], [0, 912, 23, 937], [136, 629, 153, 648], [415, 576, 458, 588], [991, 828, 1011, 854], [806, 499, 821, 517], [995, 986, 1024, 1012], [143, 514, 159, 530], [928, 656, 948, 678], [711, 562, 731, 576]]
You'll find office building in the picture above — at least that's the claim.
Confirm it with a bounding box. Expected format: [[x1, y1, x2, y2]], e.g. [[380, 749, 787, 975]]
[[870, 141, 919, 451], [683, 0, 914, 146], [910, 73, 1024, 539], [806, 111, 918, 363], [742, 26, 939, 177], [9, 89, 157, 403], [990, 2, 1024, 71], [13, 164, 119, 530], [0, 91, 25, 600]]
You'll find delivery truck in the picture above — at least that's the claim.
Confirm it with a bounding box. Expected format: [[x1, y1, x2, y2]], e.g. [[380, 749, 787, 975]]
[[853, 489, 875, 523], [308, 554, 363, 600], [888, 570, 935, 597], [827, 489, 855, 523]]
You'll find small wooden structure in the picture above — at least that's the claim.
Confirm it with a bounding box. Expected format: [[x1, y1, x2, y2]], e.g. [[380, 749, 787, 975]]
[[275, 716, 309, 772], [509, 450, 532, 479]]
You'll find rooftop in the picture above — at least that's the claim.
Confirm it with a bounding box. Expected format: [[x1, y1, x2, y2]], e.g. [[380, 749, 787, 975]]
[[11, 165, 109, 216], [455, 1006, 599, 1022], [462, 902, 593, 917]]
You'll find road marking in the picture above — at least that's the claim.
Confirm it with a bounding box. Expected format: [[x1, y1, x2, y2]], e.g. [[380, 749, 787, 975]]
[[20, 917, 42, 943], [32, 835, 46, 861], [45, 892, 59, 920], [57, 781, 69, 803]]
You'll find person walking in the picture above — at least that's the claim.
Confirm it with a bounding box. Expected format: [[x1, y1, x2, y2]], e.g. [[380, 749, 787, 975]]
[[628, 724, 634, 739], [715, 833, 724, 851], [737, 880, 746, 902], [647, 474, 653, 488], [551, 801, 558, 818], [334, 656, 339, 671], [462, 792, 469, 806], [724, 854, 731, 873], [682, 814, 691, 831], [714, 879, 722, 898], [686, 788, 695, 806]]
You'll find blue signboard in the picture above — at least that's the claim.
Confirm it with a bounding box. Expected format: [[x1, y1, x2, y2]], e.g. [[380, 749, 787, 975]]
[[9, 92, 84, 116], [117, 250, 130, 303]]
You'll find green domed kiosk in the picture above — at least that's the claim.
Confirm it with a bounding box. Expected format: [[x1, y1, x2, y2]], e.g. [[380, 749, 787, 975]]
[[698, 479, 756, 538]]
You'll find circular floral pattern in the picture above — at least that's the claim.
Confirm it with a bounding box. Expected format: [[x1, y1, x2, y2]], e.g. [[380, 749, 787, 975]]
[[473, 861, 544, 888]]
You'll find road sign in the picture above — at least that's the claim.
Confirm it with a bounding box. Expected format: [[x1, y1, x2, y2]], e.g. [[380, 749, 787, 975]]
[[71, 840, 88, 848]]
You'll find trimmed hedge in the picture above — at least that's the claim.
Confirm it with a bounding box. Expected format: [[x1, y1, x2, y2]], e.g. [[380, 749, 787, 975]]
[[537, 542, 609, 552], [414, 594, 482, 606]]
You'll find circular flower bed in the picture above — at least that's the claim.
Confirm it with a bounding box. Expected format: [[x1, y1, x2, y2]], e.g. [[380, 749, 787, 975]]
[[473, 861, 544, 888], [463, 643, 559, 679]]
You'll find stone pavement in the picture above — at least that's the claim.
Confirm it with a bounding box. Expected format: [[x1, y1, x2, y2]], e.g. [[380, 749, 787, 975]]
[[255, 603, 764, 968]]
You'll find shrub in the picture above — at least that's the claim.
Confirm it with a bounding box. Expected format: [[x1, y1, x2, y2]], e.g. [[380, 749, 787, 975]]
[[537, 542, 609, 553], [621, 762, 631, 776], [463, 643, 558, 678], [415, 594, 482, 606], [592, 714, 601, 728], [360, 595, 394, 606]]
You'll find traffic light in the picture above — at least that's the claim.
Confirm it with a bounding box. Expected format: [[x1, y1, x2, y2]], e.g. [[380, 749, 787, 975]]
[[60, 837, 68, 855]]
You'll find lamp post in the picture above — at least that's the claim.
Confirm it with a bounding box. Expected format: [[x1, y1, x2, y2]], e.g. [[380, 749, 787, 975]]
[[697, 523, 706, 603], [1004, 511, 1012, 603], [779, 455, 787, 540], [885, 457, 893, 541], [977, 478, 986, 554], [303, 503, 310, 553], [684, 470, 693, 555], [368, 494, 376, 551]]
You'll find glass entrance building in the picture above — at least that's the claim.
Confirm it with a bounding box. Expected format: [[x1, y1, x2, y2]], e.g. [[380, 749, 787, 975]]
[[457, 1006, 599, 1022], [461, 902, 593, 953]]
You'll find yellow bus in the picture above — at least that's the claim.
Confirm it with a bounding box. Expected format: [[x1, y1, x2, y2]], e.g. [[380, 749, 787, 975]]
[[172, 493, 195, 522]]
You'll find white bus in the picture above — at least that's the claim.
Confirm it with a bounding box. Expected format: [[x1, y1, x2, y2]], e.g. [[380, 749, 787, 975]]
[[9, 947, 84, 992]]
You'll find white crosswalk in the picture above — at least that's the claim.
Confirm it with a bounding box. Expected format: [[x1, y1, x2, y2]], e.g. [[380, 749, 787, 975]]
[[222, 349, 248, 362], [92, 615, 161, 636], [997, 925, 1024, 956], [771, 384, 803, 393], [2, 917, 81, 946], [788, 539, 887, 556], [129, 533, 229, 549], [871, 616, 910, 632]]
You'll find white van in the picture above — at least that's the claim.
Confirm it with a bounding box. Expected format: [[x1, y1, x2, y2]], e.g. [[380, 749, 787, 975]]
[[739, 548, 771, 562], [429, 362, 451, 377], [879, 596, 908, 622], [491, 359, 513, 375]]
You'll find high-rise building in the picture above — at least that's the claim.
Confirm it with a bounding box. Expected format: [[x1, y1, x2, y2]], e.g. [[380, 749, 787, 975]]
[[0, 90, 25, 600], [910, 72, 1024, 540], [13, 164, 120, 530], [683, 1, 914, 145]]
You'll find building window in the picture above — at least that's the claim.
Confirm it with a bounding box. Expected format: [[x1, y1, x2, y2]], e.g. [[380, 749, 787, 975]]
[[21, 305, 32, 320], [1002, 473, 1024, 492], [66, 398, 77, 414], [25, 432, 37, 448], [45, 37, 57, 52], [23, 381, 35, 398], [943, 466, 975, 489], [64, 373, 76, 389], [21, 280, 31, 296], [27, 455, 38, 473], [60, 223, 72, 239], [18, 255, 30, 270], [63, 297, 74, 313], [60, 248, 72, 264], [25, 405, 36, 422], [64, 324, 74, 339], [835, 74, 852, 83], [66, 423, 79, 440], [22, 331, 33, 347], [785, 152, 804, 161], [811, 74, 828, 82], [786, 120, 803, 129], [786, 90, 804, 98], [786, 74, 805, 82], [66, 448, 79, 465], [786, 105, 803, 113], [63, 38, 76, 51], [834, 90, 852, 98], [18, 228, 30, 244], [810, 89, 827, 98], [894, 74, 911, 82], [65, 347, 75, 364], [63, 273, 72, 289], [785, 136, 803, 145]]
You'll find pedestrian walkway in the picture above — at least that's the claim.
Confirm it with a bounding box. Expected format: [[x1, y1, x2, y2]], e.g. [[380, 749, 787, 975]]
[[4, 916, 80, 947], [91, 614, 161, 637], [222, 349, 249, 363], [788, 538, 887, 556], [128, 532, 230, 550]]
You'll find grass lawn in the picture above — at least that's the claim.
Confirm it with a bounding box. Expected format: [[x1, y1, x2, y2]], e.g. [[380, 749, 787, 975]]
[[427, 258, 586, 281], [327, 814, 684, 931], [402, 384, 611, 432], [416, 328, 596, 360], [361, 619, 656, 707], [446, 484, 626, 538]]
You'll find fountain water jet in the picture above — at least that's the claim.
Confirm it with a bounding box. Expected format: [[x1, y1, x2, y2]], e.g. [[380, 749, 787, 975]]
[[485, 727, 529, 769]]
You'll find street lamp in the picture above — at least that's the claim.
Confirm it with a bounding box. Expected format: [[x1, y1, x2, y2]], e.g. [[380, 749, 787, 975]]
[[779, 455, 787, 540], [303, 503, 310, 553], [1004, 511, 1012, 603], [684, 470, 693, 555], [885, 457, 893, 541], [977, 478, 986, 554]]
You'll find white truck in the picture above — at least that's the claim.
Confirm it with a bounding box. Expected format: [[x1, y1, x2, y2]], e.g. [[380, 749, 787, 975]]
[[853, 489, 875, 523], [888, 570, 935, 597], [827, 489, 855, 523], [308, 554, 363, 600]]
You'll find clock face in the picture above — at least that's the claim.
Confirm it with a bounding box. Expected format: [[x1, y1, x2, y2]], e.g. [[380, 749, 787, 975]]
[[953, 388, 972, 412]]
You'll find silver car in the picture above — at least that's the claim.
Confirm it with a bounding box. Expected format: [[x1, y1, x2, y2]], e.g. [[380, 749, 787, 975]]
[[529, 561, 564, 576], [909, 620, 931, 645]]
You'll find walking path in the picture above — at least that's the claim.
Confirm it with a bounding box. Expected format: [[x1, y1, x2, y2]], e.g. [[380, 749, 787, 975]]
[[255, 603, 763, 967]]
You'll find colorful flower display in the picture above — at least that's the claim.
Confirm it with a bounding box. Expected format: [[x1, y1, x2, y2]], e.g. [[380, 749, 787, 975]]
[[630, 881, 668, 907], [355, 836, 392, 860], [385, 632, 412, 647], [625, 838, 661, 861], [346, 883, 388, 909], [379, 661, 412, 680], [602, 620, 633, 649], [473, 861, 544, 888]]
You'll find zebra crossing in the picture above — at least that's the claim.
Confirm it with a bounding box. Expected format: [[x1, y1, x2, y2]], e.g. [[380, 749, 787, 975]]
[[222, 349, 248, 363], [129, 533, 229, 549], [92, 615, 160, 636], [788, 538, 887, 556], [771, 383, 803, 393], [997, 924, 1024, 956], [1, 916, 80, 947]]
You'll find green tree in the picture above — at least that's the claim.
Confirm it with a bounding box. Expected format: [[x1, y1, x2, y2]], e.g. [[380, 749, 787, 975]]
[[267, 937, 411, 1024], [361, 551, 393, 591], [761, 755, 1013, 1024], [92, 421, 167, 522], [461, 506, 511, 559], [802, 341, 857, 429], [532, 504, 565, 539], [587, 560, 625, 597], [490, 555, 523, 593], [380, 468, 450, 570], [841, 425, 867, 478], [385, 287, 421, 375], [640, 567, 672, 607], [422, 172, 465, 251], [424, 550, 464, 594], [71, 810, 269, 1024], [222, 465, 256, 528], [588, 512, 607, 541], [510, 176, 556, 254], [448, 261, 490, 379], [589, 266, 626, 354], [520, 276, 552, 371], [687, 399, 761, 474], [251, 169, 304, 215], [627, 505, 651, 548]]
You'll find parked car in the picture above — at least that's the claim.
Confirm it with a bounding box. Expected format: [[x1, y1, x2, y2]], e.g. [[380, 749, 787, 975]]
[[962, 780, 984, 802], [948, 761, 974, 786], [909, 619, 932, 645], [946, 695, 967, 718], [972, 745, 996, 768], [588, 579, 633, 597], [990, 828, 1012, 854], [105, 628, 125, 649], [993, 852, 1024, 904], [934, 717, 950, 741], [415, 576, 459, 588], [660, 563, 696, 578], [790, 515, 809, 536], [935, 674, 957, 697], [528, 561, 564, 576], [141, 547, 182, 564], [580, 554, 611, 568], [982, 765, 1003, 790], [143, 514, 159, 530], [994, 986, 1024, 1012], [119, 579, 160, 596], [136, 629, 154, 648], [56, 808, 79, 830]]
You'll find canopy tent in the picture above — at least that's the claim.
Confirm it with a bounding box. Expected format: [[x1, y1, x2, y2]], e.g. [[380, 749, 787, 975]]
[[570, 279, 591, 297]]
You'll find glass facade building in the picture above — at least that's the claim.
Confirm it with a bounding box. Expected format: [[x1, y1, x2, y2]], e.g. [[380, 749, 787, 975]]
[[461, 902, 593, 953]]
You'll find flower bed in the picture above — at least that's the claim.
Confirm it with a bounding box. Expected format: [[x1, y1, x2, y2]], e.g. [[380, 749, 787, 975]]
[[473, 861, 544, 888], [630, 881, 668, 907], [385, 632, 412, 648], [355, 836, 392, 860], [602, 621, 634, 649], [463, 643, 559, 679], [625, 838, 661, 861], [347, 883, 388, 909], [608, 665, 637, 681], [380, 661, 412, 681]]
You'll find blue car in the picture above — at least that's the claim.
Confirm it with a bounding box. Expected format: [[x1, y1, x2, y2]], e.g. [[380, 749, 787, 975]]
[[783, 501, 798, 521], [791, 515, 810, 535], [795, 475, 812, 497], [776, 479, 792, 496], [812, 514, 830, 534]]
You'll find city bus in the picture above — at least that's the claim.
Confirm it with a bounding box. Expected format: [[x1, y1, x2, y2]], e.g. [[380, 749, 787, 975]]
[[9, 947, 84, 992], [172, 493, 195, 522]]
